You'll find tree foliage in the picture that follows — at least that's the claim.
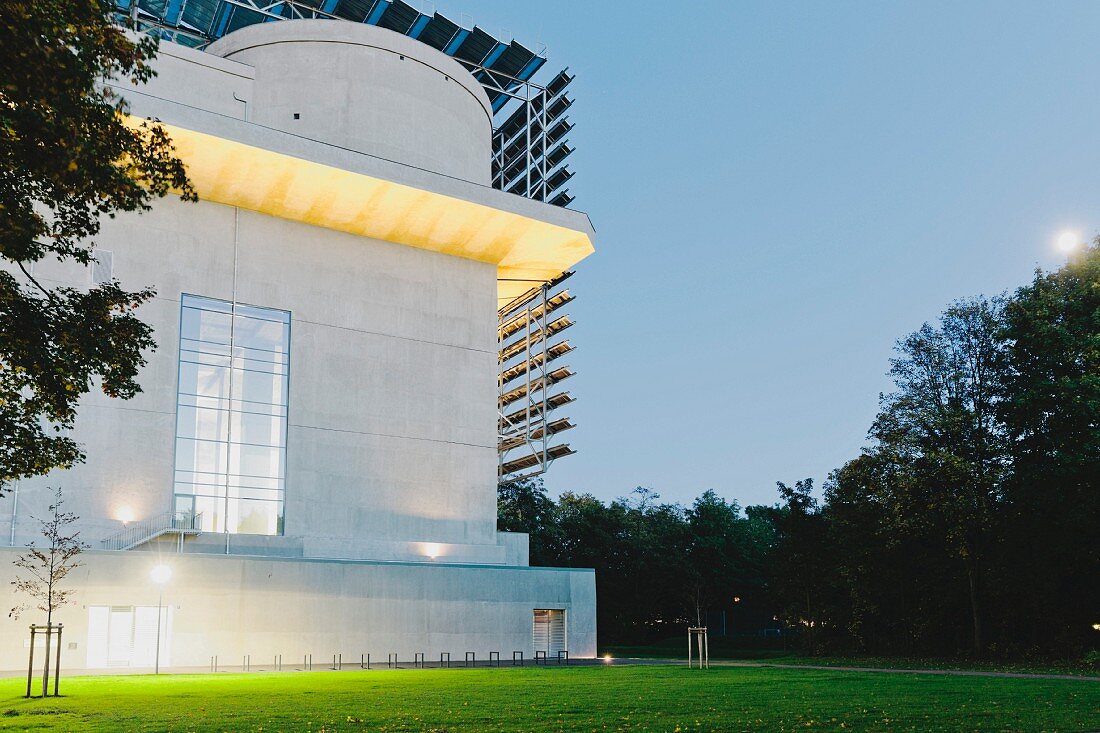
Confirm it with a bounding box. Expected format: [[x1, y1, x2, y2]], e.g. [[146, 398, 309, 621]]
[[0, 0, 194, 489], [868, 297, 1008, 653], [998, 241, 1100, 653], [499, 243, 1100, 661], [498, 479, 770, 643], [775, 247, 1100, 658]]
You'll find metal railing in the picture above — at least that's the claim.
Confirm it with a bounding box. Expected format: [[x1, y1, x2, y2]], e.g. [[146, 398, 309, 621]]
[[206, 648, 567, 673], [101, 510, 203, 551]]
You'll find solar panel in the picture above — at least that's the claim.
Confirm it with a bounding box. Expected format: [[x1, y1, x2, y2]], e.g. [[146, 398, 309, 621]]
[[416, 13, 459, 50], [376, 0, 418, 34], [452, 26, 498, 65], [331, 0, 373, 22], [120, 0, 577, 207]]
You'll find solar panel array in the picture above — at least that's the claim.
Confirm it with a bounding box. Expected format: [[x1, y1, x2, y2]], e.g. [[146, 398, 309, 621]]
[[116, 0, 576, 207]]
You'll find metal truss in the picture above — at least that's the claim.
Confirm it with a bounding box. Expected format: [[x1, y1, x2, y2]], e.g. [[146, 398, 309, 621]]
[[477, 67, 575, 207], [497, 275, 576, 480], [216, 0, 337, 23]]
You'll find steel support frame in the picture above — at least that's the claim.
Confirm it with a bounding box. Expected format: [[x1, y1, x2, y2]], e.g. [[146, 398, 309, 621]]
[[498, 283, 552, 480], [481, 68, 573, 203], [482, 74, 551, 202]]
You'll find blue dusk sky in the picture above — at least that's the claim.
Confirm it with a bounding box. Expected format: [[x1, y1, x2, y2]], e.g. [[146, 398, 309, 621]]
[[455, 1, 1100, 508]]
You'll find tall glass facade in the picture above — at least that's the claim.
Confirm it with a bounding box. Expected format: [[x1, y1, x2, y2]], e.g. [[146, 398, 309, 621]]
[[173, 294, 290, 535]]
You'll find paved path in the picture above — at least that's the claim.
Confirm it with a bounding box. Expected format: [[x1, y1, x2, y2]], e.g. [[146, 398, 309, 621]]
[[695, 659, 1100, 682]]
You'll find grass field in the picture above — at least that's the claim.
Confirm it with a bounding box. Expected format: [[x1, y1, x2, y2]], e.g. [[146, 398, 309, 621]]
[[1, 665, 1098, 733]]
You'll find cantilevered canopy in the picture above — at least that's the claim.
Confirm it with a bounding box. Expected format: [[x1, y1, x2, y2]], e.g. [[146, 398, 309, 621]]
[[148, 120, 594, 301]]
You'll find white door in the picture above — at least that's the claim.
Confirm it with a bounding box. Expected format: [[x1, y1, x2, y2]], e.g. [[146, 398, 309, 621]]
[[532, 609, 566, 656], [106, 607, 134, 667], [87, 605, 170, 668], [131, 606, 163, 667]]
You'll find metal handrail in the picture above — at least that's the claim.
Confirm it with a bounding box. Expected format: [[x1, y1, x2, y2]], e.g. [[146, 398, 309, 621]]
[[101, 510, 203, 551]]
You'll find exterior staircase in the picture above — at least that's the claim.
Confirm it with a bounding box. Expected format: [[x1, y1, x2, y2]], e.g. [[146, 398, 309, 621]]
[[101, 510, 203, 551]]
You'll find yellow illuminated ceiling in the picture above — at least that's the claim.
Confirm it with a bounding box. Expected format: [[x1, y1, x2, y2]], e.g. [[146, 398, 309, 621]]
[[152, 122, 594, 303]]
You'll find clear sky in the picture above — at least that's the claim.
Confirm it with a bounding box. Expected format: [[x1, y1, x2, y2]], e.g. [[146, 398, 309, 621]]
[[453, 0, 1100, 508]]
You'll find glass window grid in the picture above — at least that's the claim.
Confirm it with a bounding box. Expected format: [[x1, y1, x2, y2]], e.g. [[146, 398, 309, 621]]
[[172, 294, 290, 536]]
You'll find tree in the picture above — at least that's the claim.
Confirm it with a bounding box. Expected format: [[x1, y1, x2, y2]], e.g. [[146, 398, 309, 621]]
[[617, 488, 691, 638], [767, 479, 832, 653], [0, 0, 194, 490], [870, 297, 1008, 654], [823, 452, 959, 655], [685, 490, 748, 626], [9, 487, 87, 625], [999, 241, 1100, 652], [497, 477, 560, 564]]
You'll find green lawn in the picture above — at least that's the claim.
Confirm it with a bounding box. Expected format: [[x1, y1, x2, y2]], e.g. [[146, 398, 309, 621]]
[[1, 665, 1098, 732]]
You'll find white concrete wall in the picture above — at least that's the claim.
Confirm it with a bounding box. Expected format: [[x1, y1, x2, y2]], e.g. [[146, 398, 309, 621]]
[[0, 24, 507, 562], [134, 39, 255, 120], [206, 21, 493, 184], [0, 548, 597, 671], [0, 196, 501, 563]]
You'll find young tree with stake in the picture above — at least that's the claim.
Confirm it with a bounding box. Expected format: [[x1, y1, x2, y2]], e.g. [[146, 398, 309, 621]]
[[10, 487, 87, 696]]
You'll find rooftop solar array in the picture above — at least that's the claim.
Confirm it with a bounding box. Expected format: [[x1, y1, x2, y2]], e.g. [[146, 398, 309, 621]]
[[116, 0, 576, 207]]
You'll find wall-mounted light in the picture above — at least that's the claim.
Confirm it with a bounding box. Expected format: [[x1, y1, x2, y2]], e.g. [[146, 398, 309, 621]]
[[116, 506, 135, 524], [422, 543, 442, 561]]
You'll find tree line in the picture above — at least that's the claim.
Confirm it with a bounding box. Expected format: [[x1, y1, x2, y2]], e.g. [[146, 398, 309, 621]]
[[499, 242, 1099, 661]]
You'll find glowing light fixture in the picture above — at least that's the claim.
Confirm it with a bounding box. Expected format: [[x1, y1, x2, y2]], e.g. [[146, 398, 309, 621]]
[[1057, 231, 1081, 254], [116, 506, 135, 524], [138, 120, 596, 306], [422, 543, 442, 561], [602, 654, 613, 663], [150, 564, 172, 585]]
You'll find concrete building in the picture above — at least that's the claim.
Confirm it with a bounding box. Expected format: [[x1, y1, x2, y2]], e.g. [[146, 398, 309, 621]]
[[0, 16, 596, 672]]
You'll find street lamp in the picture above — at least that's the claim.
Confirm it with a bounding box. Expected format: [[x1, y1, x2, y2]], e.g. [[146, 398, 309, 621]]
[[150, 564, 172, 674]]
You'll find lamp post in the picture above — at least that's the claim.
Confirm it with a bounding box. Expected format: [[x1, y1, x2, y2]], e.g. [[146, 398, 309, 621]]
[[150, 564, 172, 674]]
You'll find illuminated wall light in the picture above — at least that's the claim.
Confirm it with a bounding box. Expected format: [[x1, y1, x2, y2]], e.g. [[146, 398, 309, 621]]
[[116, 506, 135, 524], [422, 543, 442, 561]]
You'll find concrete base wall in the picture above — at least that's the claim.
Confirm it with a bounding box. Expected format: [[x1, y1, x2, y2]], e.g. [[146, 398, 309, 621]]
[[0, 549, 596, 672]]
